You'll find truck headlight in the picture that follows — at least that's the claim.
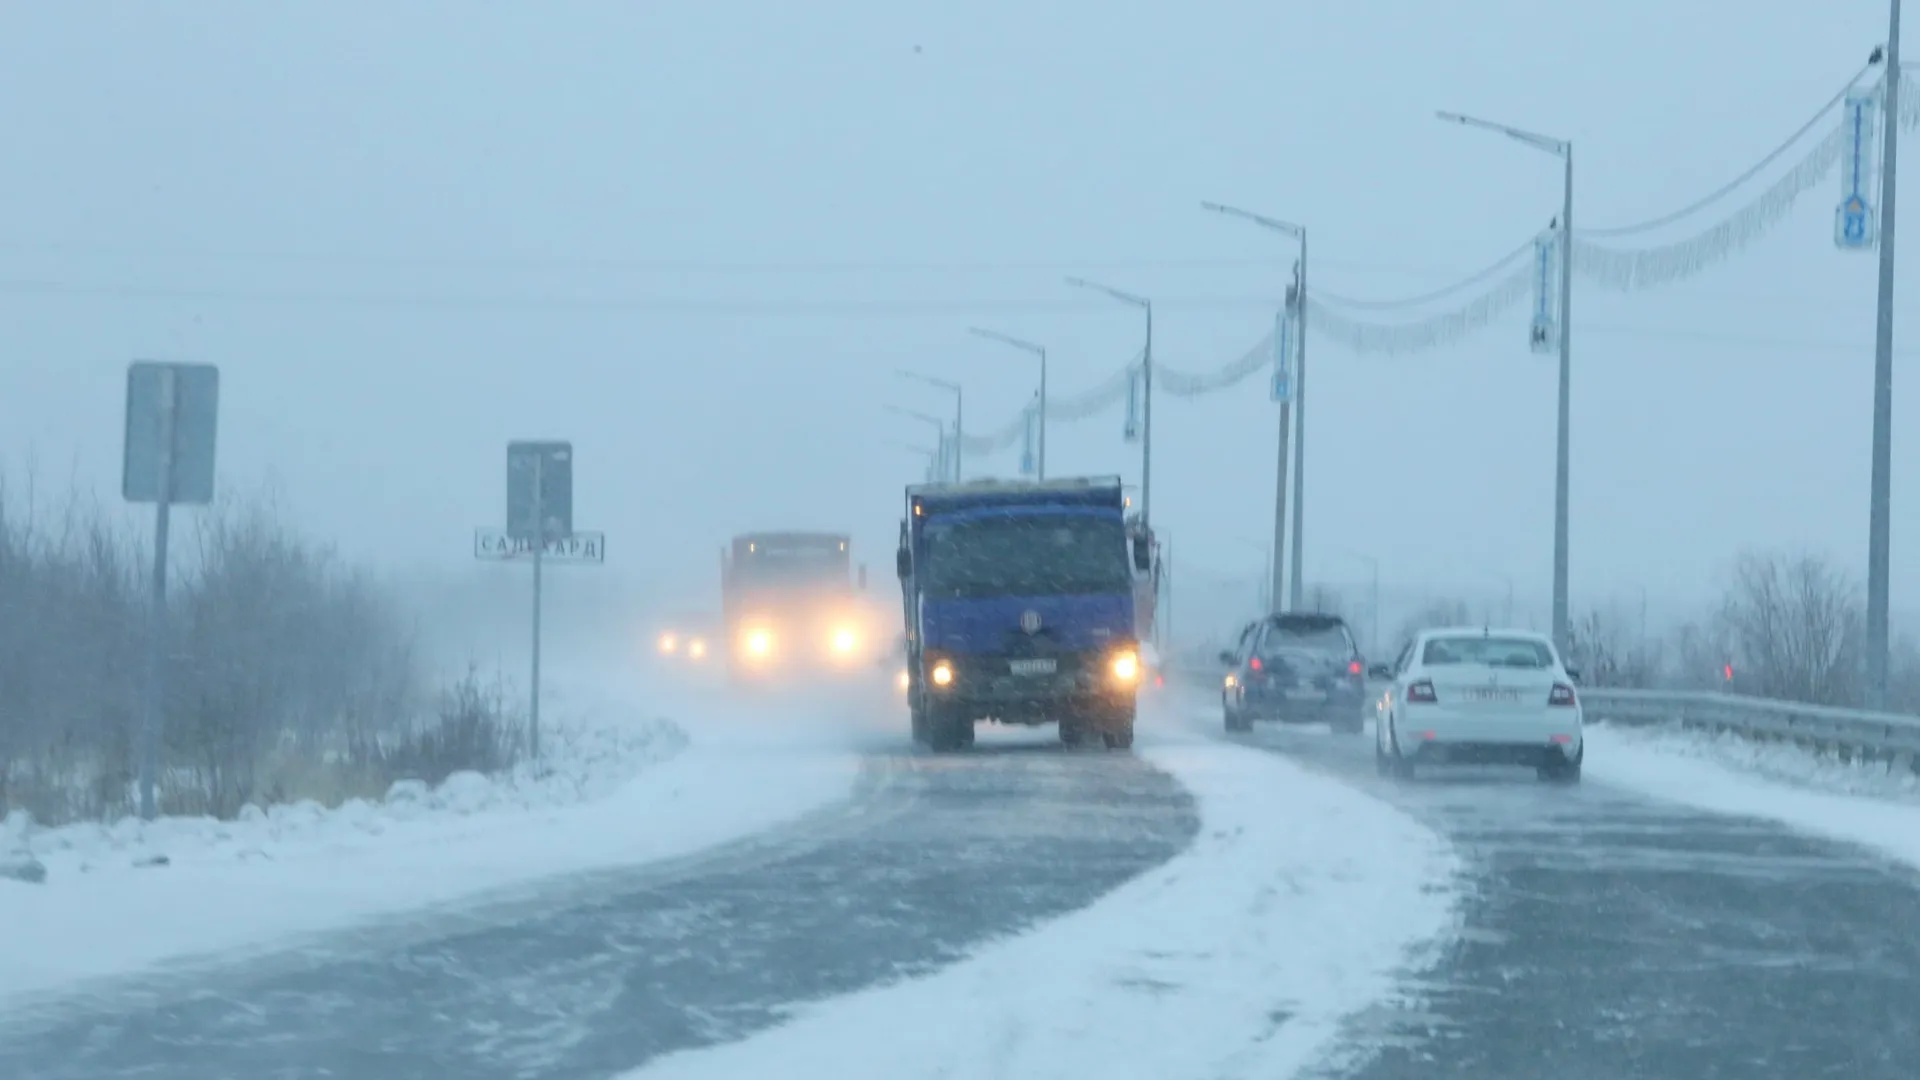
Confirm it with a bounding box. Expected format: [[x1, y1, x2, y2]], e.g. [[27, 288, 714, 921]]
[[742, 628, 774, 657], [1111, 650, 1140, 683]]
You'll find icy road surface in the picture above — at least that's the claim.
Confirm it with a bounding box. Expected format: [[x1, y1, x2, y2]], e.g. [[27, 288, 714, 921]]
[[1218, 704, 1920, 1080], [0, 711, 1199, 1079]]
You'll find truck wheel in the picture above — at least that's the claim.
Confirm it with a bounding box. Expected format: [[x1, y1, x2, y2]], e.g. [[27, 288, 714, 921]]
[[926, 704, 973, 753], [1102, 703, 1136, 751]]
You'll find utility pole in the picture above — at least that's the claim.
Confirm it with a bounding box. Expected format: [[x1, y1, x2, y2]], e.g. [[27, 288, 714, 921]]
[[1064, 277, 1153, 525], [1438, 110, 1574, 654], [1867, 16, 1902, 710]]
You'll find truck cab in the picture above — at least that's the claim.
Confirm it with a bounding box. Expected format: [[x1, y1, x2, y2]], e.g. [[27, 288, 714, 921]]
[[896, 476, 1153, 751], [720, 531, 876, 681]]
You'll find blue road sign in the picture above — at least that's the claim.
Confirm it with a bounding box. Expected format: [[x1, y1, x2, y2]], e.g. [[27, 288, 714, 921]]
[[1836, 194, 1877, 251]]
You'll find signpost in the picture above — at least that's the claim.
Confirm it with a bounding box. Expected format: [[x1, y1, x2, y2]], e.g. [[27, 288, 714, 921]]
[[473, 530, 606, 562], [1530, 229, 1560, 353], [1837, 90, 1880, 252], [122, 361, 219, 821], [484, 441, 600, 763]]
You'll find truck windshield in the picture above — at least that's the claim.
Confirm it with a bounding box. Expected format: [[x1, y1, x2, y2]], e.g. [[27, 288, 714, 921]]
[[921, 514, 1131, 599], [732, 535, 849, 590], [735, 552, 847, 589]]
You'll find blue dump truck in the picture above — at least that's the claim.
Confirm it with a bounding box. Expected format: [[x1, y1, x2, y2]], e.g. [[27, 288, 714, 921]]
[[895, 476, 1154, 752]]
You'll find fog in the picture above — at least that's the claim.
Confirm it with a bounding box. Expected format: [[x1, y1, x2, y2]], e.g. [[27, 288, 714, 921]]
[[1, 0, 1914, 660]]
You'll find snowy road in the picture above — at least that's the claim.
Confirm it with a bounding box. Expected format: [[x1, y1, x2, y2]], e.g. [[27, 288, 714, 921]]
[[1222, 713, 1920, 1080], [0, 737, 1197, 1080]]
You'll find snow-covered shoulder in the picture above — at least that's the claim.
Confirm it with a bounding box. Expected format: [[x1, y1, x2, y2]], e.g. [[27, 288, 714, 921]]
[[626, 719, 1463, 1080], [1586, 724, 1920, 875], [0, 673, 863, 1009]]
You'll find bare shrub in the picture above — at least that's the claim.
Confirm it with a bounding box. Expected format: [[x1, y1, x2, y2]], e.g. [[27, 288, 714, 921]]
[[1718, 551, 1863, 707], [375, 665, 524, 789], [1565, 608, 1662, 688], [0, 470, 518, 825]]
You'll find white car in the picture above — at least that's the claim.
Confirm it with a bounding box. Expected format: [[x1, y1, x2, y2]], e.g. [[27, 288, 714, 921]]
[[1371, 626, 1583, 783]]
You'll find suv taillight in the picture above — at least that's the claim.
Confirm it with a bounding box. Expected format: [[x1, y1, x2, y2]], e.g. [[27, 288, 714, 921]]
[[1406, 680, 1437, 703], [1549, 683, 1577, 706]]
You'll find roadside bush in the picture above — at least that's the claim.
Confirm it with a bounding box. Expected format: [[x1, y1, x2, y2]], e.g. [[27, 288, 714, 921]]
[[0, 470, 522, 825]]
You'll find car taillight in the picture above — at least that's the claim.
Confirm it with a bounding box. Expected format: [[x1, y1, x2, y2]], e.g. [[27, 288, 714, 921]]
[[1249, 657, 1262, 672], [1347, 660, 1363, 676], [1549, 683, 1577, 706], [1406, 680, 1437, 703]]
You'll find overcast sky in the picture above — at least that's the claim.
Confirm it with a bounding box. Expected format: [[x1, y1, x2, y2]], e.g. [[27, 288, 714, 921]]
[[0, 0, 1911, 640]]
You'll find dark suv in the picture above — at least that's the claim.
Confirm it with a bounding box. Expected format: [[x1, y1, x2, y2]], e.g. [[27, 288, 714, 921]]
[[1219, 613, 1368, 734]]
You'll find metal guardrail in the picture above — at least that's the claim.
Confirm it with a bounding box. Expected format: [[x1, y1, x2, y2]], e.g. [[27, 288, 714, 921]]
[[1165, 658, 1920, 761], [1578, 688, 1920, 759]]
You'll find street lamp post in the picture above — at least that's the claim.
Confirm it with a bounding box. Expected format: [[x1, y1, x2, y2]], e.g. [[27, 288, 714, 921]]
[[965, 328, 1048, 480], [896, 370, 963, 481], [887, 406, 953, 481], [890, 440, 941, 481], [1202, 201, 1309, 613], [1064, 277, 1153, 525], [1438, 109, 1574, 655]]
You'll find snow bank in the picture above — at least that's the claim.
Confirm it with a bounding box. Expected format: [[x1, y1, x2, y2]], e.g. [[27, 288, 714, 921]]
[[0, 673, 864, 1008], [626, 721, 1462, 1080], [1587, 724, 1920, 874]]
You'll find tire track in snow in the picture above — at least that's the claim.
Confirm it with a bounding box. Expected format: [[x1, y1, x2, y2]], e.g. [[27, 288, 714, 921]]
[[1214, 709, 1920, 1080], [0, 736, 1198, 1080]]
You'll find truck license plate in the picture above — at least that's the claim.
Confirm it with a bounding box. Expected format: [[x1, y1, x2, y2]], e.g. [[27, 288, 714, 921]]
[[1008, 658, 1057, 676]]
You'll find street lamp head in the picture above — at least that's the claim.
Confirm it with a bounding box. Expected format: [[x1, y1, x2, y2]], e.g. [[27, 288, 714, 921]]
[[967, 326, 1044, 356], [1064, 275, 1150, 310], [896, 368, 960, 392]]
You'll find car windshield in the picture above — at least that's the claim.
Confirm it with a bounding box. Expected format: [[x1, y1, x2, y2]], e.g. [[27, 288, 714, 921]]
[[1421, 635, 1556, 669], [922, 514, 1131, 599], [1264, 623, 1351, 656]]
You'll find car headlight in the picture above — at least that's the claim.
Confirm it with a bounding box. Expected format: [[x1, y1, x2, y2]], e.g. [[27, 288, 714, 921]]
[[658, 632, 678, 655], [830, 627, 858, 655], [687, 639, 707, 659], [1111, 650, 1140, 683]]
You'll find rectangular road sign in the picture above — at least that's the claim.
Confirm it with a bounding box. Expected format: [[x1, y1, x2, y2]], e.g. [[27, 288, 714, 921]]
[[507, 440, 572, 541], [123, 361, 219, 504], [474, 529, 605, 563]]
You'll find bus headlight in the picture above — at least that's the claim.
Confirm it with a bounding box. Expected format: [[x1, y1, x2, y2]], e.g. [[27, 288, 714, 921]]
[[1111, 650, 1140, 683], [931, 661, 954, 687]]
